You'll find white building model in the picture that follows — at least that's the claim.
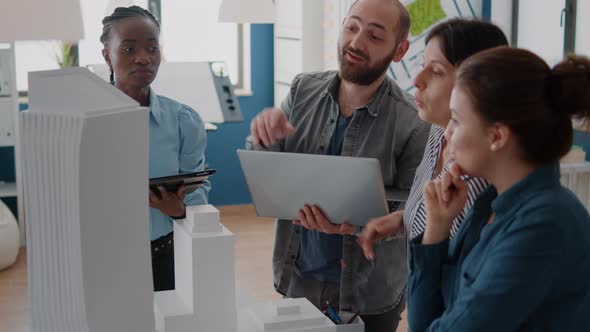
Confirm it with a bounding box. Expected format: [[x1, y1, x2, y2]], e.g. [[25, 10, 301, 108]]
[[155, 205, 237, 332], [22, 67, 155, 332], [22, 68, 363, 332]]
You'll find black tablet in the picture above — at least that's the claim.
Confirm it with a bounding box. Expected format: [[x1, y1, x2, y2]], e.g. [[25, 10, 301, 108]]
[[149, 169, 216, 195]]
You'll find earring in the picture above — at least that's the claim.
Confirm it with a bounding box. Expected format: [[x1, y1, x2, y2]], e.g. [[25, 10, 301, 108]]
[[108, 65, 115, 85], [490, 144, 498, 151]]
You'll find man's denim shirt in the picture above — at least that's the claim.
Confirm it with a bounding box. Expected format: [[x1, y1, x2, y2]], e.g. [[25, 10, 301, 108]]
[[251, 71, 430, 314]]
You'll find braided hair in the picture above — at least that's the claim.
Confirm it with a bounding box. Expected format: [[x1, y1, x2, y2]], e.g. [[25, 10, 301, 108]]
[[100, 6, 160, 84]]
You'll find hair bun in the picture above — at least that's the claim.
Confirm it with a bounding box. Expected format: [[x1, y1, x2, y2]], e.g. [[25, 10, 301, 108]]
[[547, 55, 590, 119]]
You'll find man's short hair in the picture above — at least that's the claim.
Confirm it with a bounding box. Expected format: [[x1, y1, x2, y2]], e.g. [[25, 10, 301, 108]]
[[348, 0, 411, 43], [394, 1, 411, 42]]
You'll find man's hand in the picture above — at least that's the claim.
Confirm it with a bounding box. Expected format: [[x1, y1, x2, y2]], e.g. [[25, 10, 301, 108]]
[[358, 210, 404, 261], [293, 205, 355, 235], [250, 108, 296, 147], [422, 163, 468, 244], [149, 185, 186, 218]]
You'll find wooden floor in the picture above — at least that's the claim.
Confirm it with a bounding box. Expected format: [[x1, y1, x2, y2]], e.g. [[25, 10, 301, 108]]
[[0, 204, 407, 332]]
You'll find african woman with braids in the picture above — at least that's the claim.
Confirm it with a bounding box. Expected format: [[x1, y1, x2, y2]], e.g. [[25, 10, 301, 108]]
[[100, 6, 210, 291]]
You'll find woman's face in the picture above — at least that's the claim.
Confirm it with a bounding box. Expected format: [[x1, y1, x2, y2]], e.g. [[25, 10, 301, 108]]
[[102, 17, 161, 90], [445, 85, 495, 177], [414, 37, 456, 127]]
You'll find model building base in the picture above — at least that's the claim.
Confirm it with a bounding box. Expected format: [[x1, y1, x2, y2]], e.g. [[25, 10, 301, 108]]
[[240, 297, 364, 332]]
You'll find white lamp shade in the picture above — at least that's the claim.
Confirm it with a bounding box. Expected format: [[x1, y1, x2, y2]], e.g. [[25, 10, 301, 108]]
[[218, 0, 275, 23], [0, 0, 84, 42]]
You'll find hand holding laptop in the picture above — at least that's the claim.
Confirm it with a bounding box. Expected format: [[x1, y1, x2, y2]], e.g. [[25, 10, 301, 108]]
[[293, 204, 356, 235]]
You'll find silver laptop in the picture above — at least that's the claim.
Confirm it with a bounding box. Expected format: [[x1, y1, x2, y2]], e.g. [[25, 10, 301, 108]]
[[237, 150, 389, 226]]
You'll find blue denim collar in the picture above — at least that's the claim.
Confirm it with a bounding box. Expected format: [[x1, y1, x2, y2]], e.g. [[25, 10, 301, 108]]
[[491, 163, 561, 217]]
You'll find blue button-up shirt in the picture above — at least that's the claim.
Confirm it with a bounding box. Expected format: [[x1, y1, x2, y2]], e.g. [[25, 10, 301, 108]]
[[296, 114, 353, 283], [408, 164, 590, 331], [149, 89, 210, 240]]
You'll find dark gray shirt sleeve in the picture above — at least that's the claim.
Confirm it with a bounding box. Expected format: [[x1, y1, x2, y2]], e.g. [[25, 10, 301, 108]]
[[247, 74, 302, 152]]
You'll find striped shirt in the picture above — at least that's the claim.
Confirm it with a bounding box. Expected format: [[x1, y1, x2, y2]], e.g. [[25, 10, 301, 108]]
[[403, 125, 489, 240]]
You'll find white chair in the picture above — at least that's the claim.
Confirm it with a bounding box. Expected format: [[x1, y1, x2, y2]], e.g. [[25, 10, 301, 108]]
[[0, 199, 19, 271]]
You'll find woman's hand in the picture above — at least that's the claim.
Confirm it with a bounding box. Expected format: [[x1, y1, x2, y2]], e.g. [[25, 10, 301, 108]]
[[149, 185, 186, 218], [422, 163, 468, 244], [358, 210, 404, 261]]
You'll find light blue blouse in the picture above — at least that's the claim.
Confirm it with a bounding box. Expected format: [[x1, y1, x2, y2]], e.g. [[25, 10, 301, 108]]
[[148, 89, 210, 240]]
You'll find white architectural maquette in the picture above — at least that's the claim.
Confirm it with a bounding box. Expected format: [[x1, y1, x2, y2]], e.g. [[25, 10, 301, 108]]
[[21, 67, 156, 332], [156, 205, 363, 332], [155, 204, 238, 332], [240, 297, 364, 332], [20, 68, 363, 332]]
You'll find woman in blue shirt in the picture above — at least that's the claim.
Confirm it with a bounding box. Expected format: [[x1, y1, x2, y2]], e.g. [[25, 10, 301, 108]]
[[99, 6, 210, 291], [408, 47, 590, 331]]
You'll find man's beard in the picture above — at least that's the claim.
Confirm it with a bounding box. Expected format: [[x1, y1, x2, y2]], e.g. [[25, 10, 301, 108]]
[[338, 43, 396, 86]]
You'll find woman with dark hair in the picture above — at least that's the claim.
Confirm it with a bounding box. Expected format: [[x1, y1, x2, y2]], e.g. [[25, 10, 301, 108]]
[[100, 6, 210, 291], [408, 47, 590, 331], [359, 19, 508, 257]]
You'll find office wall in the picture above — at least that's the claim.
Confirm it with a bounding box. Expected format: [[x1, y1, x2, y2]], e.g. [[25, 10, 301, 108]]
[[0, 103, 26, 219], [488, 0, 512, 39], [206, 24, 274, 206]]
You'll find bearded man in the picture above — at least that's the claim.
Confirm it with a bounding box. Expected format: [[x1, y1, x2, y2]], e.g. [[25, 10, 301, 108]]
[[248, 1, 430, 330]]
